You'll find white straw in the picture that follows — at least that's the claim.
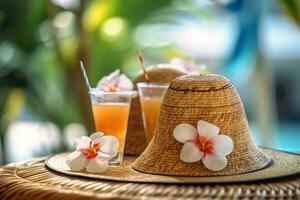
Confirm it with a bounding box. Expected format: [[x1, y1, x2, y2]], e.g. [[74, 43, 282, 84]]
[[79, 60, 92, 92]]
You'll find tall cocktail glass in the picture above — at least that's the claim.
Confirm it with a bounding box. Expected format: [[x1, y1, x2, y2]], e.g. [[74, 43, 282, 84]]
[[137, 83, 169, 144], [89, 90, 133, 166]]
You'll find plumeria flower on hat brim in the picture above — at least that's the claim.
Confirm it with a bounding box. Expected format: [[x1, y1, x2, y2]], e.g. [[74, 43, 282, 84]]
[[96, 69, 133, 92], [66, 132, 119, 173], [173, 120, 233, 171]]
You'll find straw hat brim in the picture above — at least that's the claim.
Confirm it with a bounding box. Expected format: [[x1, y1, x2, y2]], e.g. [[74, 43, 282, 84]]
[[46, 148, 300, 184]]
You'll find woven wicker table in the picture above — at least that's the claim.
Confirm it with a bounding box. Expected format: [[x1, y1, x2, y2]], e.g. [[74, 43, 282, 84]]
[[0, 156, 300, 200]]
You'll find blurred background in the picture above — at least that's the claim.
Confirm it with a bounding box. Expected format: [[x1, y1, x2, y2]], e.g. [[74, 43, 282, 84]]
[[0, 0, 299, 164]]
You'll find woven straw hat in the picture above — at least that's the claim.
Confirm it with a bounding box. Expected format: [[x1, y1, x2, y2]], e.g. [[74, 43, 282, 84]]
[[132, 74, 272, 176], [125, 64, 185, 156]]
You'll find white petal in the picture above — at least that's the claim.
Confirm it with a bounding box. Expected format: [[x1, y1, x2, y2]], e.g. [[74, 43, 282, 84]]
[[202, 154, 228, 171], [180, 142, 203, 163], [66, 151, 81, 163], [66, 152, 86, 171], [97, 151, 116, 160], [117, 74, 133, 91], [212, 135, 233, 156], [197, 120, 219, 139], [98, 135, 119, 156], [106, 69, 120, 83], [90, 132, 104, 144], [96, 76, 110, 91], [85, 158, 108, 173], [173, 123, 197, 143], [96, 70, 120, 91], [73, 136, 91, 150]]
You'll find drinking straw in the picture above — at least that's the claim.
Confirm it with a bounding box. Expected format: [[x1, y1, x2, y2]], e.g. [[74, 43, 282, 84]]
[[79, 60, 92, 93], [137, 51, 150, 84]]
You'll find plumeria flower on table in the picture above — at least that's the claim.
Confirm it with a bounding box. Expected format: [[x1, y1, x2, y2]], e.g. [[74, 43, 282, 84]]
[[66, 132, 119, 173], [96, 69, 133, 92], [173, 120, 233, 171]]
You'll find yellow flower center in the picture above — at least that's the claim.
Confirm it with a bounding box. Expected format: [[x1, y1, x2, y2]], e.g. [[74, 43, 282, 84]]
[[82, 143, 100, 159], [195, 134, 213, 155], [108, 84, 117, 92]]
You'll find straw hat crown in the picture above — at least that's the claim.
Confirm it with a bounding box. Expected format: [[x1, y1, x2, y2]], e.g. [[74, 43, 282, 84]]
[[133, 74, 272, 176]]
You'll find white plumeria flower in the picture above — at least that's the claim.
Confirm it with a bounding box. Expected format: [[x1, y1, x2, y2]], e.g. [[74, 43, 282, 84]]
[[170, 58, 207, 74], [96, 69, 133, 92], [173, 120, 233, 171], [66, 132, 118, 173]]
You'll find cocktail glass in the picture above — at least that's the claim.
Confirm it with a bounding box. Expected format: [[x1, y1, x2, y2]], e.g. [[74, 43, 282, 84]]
[[89, 90, 133, 166], [137, 83, 169, 144]]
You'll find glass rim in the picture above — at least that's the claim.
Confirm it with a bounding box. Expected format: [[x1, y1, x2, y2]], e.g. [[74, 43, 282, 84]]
[[89, 88, 137, 97], [137, 82, 169, 89]]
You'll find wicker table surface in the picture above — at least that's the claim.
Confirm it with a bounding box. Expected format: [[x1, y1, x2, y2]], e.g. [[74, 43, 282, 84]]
[[0, 157, 300, 200]]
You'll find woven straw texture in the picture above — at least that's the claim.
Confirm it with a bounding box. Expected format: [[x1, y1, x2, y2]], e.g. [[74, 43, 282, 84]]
[[133, 74, 272, 176], [125, 64, 185, 156], [0, 157, 300, 200]]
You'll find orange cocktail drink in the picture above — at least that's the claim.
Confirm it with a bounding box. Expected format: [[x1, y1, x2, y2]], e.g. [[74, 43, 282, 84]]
[[140, 97, 162, 144], [137, 83, 169, 144], [92, 103, 130, 151], [90, 91, 133, 166]]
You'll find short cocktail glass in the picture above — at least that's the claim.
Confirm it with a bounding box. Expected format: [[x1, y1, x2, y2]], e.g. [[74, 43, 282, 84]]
[[137, 83, 169, 144], [89, 90, 133, 166]]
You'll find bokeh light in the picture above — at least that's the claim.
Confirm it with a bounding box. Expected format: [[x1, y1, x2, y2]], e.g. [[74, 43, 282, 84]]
[[53, 11, 74, 29], [51, 0, 79, 10], [83, 0, 110, 32], [101, 17, 126, 37]]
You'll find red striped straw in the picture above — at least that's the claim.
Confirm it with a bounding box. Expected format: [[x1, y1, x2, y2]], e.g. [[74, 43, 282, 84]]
[[137, 51, 150, 84]]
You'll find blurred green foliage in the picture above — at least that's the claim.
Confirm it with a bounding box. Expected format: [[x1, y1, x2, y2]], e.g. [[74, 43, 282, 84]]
[[2, 0, 210, 136]]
